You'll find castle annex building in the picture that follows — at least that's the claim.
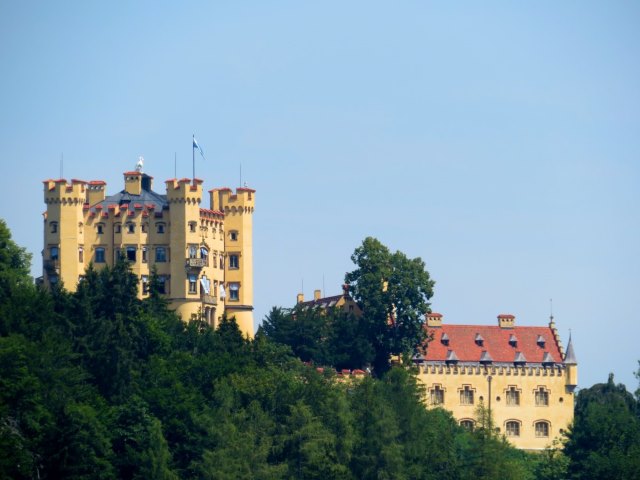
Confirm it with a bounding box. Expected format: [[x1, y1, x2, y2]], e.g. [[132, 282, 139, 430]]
[[415, 313, 577, 450], [42, 168, 255, 337]]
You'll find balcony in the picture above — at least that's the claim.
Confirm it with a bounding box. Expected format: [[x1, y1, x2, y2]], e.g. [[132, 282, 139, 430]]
[[186, 258, 207, 269], [202, 294, 217, 305], [44, 259, 60, 274]]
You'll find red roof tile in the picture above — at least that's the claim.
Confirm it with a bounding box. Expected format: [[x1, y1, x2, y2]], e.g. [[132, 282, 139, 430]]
[[423, 324, 562, 364]]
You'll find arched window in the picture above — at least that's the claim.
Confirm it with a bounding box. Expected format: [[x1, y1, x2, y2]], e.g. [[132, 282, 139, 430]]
[[505, 421, 521, 437], [460, 419, 474, 431], [535, 421, 550, 437], [535, 387, 549, 406]]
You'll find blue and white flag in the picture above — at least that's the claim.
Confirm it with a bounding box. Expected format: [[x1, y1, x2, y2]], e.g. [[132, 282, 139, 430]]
[[193, 136, 205, 159]]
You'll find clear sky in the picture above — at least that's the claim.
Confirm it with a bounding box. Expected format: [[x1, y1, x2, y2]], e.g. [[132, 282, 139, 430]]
[[1, 2, 638, 391]]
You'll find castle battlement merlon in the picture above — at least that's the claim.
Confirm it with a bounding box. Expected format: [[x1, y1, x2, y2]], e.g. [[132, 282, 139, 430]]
[[210, 187, 255, 212], [165, 178, 203, 203], [43, 179, 87, 204]]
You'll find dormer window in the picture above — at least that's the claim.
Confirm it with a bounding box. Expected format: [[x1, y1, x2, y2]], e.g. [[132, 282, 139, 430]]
[[475, 333, 484, 346], [479, 351, 493, 365], [542, 352, 555, 366], [441, 333, 450, 345], [445, 349, 459, 365], [509, 334, 517, 347], [537, 335, 546, 347], [514, 351, 527, 365]]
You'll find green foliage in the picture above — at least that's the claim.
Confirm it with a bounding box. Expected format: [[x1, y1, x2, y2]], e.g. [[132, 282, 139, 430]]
[[345, 237, 435, 374], [564, 373, 640, 479]]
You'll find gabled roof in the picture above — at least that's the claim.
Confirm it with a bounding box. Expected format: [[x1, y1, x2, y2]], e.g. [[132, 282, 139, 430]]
[[423, 324, 564, 365]]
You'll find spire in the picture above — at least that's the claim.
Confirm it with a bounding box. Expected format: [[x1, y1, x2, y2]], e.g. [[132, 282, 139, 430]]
[[564, 332, 577, 365]]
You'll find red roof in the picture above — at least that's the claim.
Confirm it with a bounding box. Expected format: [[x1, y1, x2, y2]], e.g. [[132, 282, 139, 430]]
[[423, 324, 562, 364]]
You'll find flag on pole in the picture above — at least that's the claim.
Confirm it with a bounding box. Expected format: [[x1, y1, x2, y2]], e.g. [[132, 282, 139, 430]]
[[193, 136, 205, 159]]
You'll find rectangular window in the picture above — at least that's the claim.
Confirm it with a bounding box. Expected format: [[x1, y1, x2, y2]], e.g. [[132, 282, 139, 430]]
[[188, 244, 197, 259], [229, 282, 239, 301], [506, 421, 520, 437], [535, 388, 549, 406], [157, 275, 167, 294], [431, 386, 444, 405], [506, 387, 520, 406], [188, 274, 197, 294], [229, 254, 239, 269], [142, 275, 149, 295], [155, 247, 167, 262], [142, 246, 148, 263], [115, 224, 121, 233], [97, 224, 104, 234], [189, 222, 197, 233], [219, 255, 224, 269], [535, 422, 549, 437], [157, 223, 165, 234], [50, 222, 58, 233], [126, 247, 136, 262], [78, 247, 84, 263], [460, 387, 474, 405], [229, 231, 238, 241], [95, 247, 105, 263], [50, 246, 59, 260]]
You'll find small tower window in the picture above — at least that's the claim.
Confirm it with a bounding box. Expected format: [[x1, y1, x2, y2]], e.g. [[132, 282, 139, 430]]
[[156, 223, 165, 234], [229, 282, 239, 301], [229, 230, 238, 241], [189, 221, 197, 233], [50, 222, 58, 234], [78, 247, 84, 263], [96, 223, 104, 235], [127, 223, 135, 234], [229, 254, 239, 269], [95, 247, 106, 263], [50, 246, 59, 261]]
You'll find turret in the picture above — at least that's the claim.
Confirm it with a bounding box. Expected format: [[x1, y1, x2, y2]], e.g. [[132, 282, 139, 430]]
[[43, 179, 86, 289], [210, 186, 256, 337], [564, 333, 578, 392]]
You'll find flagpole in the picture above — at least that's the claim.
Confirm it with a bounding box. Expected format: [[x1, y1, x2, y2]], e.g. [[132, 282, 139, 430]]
[[192, 134, 195, 179]]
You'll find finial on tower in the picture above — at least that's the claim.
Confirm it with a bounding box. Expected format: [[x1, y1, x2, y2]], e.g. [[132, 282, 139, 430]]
[[136, 156, 144, 173], [549, 298, 555, 327]]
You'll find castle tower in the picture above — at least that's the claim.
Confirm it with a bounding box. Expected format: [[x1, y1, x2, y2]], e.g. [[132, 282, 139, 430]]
[[564, 333, 578, 392], [211, 186, 255, 337], [166, 178, 205, 320], [43, 179, 87, 289]]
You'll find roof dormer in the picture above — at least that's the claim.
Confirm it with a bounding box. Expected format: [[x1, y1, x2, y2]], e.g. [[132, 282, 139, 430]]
[[537, 335, 546, 347], [509, 334, 517, 347], [441, 332, 450, 345], [475, 333, 484, 346]]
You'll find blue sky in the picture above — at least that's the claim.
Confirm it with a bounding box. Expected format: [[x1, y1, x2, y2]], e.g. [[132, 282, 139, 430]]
[[1, 2, 638, 391]]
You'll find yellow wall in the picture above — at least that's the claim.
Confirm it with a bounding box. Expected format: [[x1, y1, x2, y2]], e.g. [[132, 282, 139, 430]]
[[417, 363, 575, 450]]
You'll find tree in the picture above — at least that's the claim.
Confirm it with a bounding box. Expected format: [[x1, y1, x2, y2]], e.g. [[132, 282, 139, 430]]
[[564, 373, 640, 479], [345, 237, 435, 374]]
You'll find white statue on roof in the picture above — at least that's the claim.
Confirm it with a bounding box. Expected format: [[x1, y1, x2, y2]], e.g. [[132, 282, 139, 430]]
[[135, 156, 144, 173]]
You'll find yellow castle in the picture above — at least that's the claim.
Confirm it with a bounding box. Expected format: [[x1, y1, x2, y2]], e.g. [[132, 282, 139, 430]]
[[42, 165, 255, 337], [415, 312, 577, 450]]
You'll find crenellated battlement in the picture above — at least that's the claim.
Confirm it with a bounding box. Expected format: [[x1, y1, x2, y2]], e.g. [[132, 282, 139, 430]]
[[166, 178, 203, 204], [417, 363, 565, 378], [210, 187, 255, 213], [43, 179, 86, 204]]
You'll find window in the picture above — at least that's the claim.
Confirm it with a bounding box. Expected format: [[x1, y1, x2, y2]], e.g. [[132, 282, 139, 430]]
[[95, 247, 105, 263], [126, 246, 136, 262], [430, 386, 444, 405], [115, 223, 121, 233], [535, 421, 550, 437], [155, 247, 167, 262], [141, 223, 147, 233], [189, 222, 197, 233], [229, 282, 239, 301], [460, 386, 474, 405], [219, 254, 224, 269], [142, 275, 149, 295], [535, 387, 549, 406], [96, 223, 104, 235], [200, 247, 209, 264], [156, 223, 165, 234], [506, 387, 520, 406], [460, 420, 474, 431], [50, 246, 59, 260], [229, 231, 238, 241], [78, 247, 84, 263], [188, 274, 197, 294], [50, 222, 58, 233], [229, 254, 239, 269], [506, 421, 520, 437], [188, 245, 197, 259], [157, 275, 168, 294], [142, 246, 148, 263], [127, 223, 135, 234]]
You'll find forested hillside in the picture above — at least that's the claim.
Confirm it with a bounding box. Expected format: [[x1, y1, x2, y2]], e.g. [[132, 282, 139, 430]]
[[1, 219, 638, 479]]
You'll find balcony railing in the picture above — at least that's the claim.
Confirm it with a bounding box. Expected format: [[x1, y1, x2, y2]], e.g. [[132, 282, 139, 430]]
[[186, 258, 207, 268]]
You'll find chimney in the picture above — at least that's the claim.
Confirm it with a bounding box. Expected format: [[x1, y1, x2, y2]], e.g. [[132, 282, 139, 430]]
[[498, 314, 515, 329], [314, 289, 322, 300], [426, 312, 443, 327], [297, 293, 304, 304]]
